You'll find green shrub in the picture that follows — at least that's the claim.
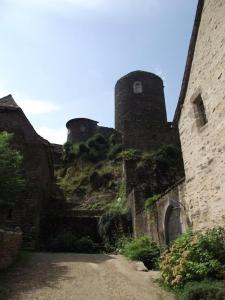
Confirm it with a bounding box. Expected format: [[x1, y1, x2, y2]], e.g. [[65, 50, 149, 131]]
[[75, 237, 94, 253], [120, 236, 160, 270], [78, 143, 89, 155], [87, 134, 108, 150], [160, 227, 225, 288], [47, 232, 77, 252], [175, 280, 225, 300], [108, 143, 122, 160], [98, 211, 131, 250], [109, 180, 126, 213], [109, 133, 121, 145], [0, 132, 25, 206], [89, 169, 113, 190], [121, 149, 141, 161], [62, 141, 74, 161]]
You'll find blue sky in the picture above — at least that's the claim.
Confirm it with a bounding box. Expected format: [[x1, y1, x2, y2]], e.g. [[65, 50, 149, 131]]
[[0, 0, 197, 144]]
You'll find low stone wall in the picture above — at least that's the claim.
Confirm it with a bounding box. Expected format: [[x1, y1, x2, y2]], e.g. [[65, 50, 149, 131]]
[[129, 180, 190, 245], [0, 229, 22, 270]]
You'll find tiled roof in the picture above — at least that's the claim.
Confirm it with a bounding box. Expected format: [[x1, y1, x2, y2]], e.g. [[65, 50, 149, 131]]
[[0, 94, 19, 109]]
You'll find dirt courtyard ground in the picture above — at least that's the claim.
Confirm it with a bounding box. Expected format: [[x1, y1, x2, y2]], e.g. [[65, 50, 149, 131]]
[[1, 253, 174, 300]]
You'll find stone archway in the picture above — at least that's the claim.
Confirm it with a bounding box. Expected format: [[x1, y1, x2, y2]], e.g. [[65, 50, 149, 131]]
[[164, 204, 182, 244]]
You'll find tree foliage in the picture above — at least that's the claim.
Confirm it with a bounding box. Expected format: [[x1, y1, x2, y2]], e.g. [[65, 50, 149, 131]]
[[0, 132, 25, 206]]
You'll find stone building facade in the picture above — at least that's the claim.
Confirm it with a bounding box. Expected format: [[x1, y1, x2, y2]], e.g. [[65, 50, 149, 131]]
[[1, 0, 224, 251], [0, 95, 55, 249], [173, 0, 225, 231], [127, 0, 225, 244]]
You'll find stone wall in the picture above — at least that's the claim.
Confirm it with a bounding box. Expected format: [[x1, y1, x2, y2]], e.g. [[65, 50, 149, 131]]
[[0, 104, 55, 249], [0, 229, 22, 270], [178, 0, 225, 230], [129, 181, 189, 245], [97, 126, 119, 141]]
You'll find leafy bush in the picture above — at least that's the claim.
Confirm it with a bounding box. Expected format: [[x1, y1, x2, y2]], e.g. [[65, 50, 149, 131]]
[[0, 132, 25, 206], [89, 169, 112, 190], [62, 141, 74, 161], [109, 180, 126, 212], [160, 227, 225, 288], [75, 237, 94, 253], [175, 280, 225, 300], [98, 210, 131, 250], [121, 149, 141, 161], [78, 143, 90, 156], [109, 133, 121, 145], [87, 134, 108, 152], [120, 236, 160, 270], [107, 143, 122, 160]]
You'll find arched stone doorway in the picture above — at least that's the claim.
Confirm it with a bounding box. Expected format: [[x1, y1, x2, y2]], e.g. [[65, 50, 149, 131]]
[[165, 204, 182, 244]]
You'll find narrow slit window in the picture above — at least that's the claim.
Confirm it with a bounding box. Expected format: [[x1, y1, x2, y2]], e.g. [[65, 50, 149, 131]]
[[133, 81, 143, 94], [193, 95, 207, 127]]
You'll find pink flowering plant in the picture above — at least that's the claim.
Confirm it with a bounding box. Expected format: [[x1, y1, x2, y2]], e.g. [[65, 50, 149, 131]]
[[159, 227, 225, 288]]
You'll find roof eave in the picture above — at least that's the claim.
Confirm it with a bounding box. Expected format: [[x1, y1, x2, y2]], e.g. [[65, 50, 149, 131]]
[[173, 0, 205, 124]]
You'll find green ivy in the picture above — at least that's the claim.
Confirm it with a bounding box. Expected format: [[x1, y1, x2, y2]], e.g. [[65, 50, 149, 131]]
[[0, 132, 25, 206], [145, 194, 161, 210]]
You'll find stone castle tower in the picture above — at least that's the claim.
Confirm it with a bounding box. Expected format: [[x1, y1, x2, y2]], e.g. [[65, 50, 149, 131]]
[[114, 71, 183, 241], [66, 118, 120, 144], [115, 70, 178, 150]]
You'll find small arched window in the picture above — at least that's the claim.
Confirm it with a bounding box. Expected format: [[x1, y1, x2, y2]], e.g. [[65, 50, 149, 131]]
[[193, 94, 207, 127], [133, 81, 143, 94], [80, 125, 86, 132]]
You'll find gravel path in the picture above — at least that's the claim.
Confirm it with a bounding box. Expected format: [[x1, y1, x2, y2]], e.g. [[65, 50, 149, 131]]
[[3, 253, 174, 300]]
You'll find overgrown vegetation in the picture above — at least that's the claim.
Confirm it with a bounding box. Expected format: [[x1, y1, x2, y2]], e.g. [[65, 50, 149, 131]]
[[158, 227, 225, 299], [145, 194, 161, 210], [0, 132, 25, 207], [118, 236, 160, 270], [98, 210, 131, 251], [122, 144, 184, 210], [173, 280, 225, 300], [120, 149, 141, 161], [56, 133, 123, 210], [98, 179, 132, 251], [63, 133, 122, 164]]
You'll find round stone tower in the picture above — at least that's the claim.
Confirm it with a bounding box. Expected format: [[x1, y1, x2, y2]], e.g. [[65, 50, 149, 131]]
[[115, 70, 168, 149], [66, 118, 98, 143]]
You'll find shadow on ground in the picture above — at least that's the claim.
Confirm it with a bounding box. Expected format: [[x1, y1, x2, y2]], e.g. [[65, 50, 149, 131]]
[[0, 252, 114, 299]]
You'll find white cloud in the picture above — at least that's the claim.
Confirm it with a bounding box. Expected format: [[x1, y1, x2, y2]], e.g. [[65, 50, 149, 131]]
[[0, 89, 60, 115], [36, 126, 67, 144], [19, 99, 60, 115]]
